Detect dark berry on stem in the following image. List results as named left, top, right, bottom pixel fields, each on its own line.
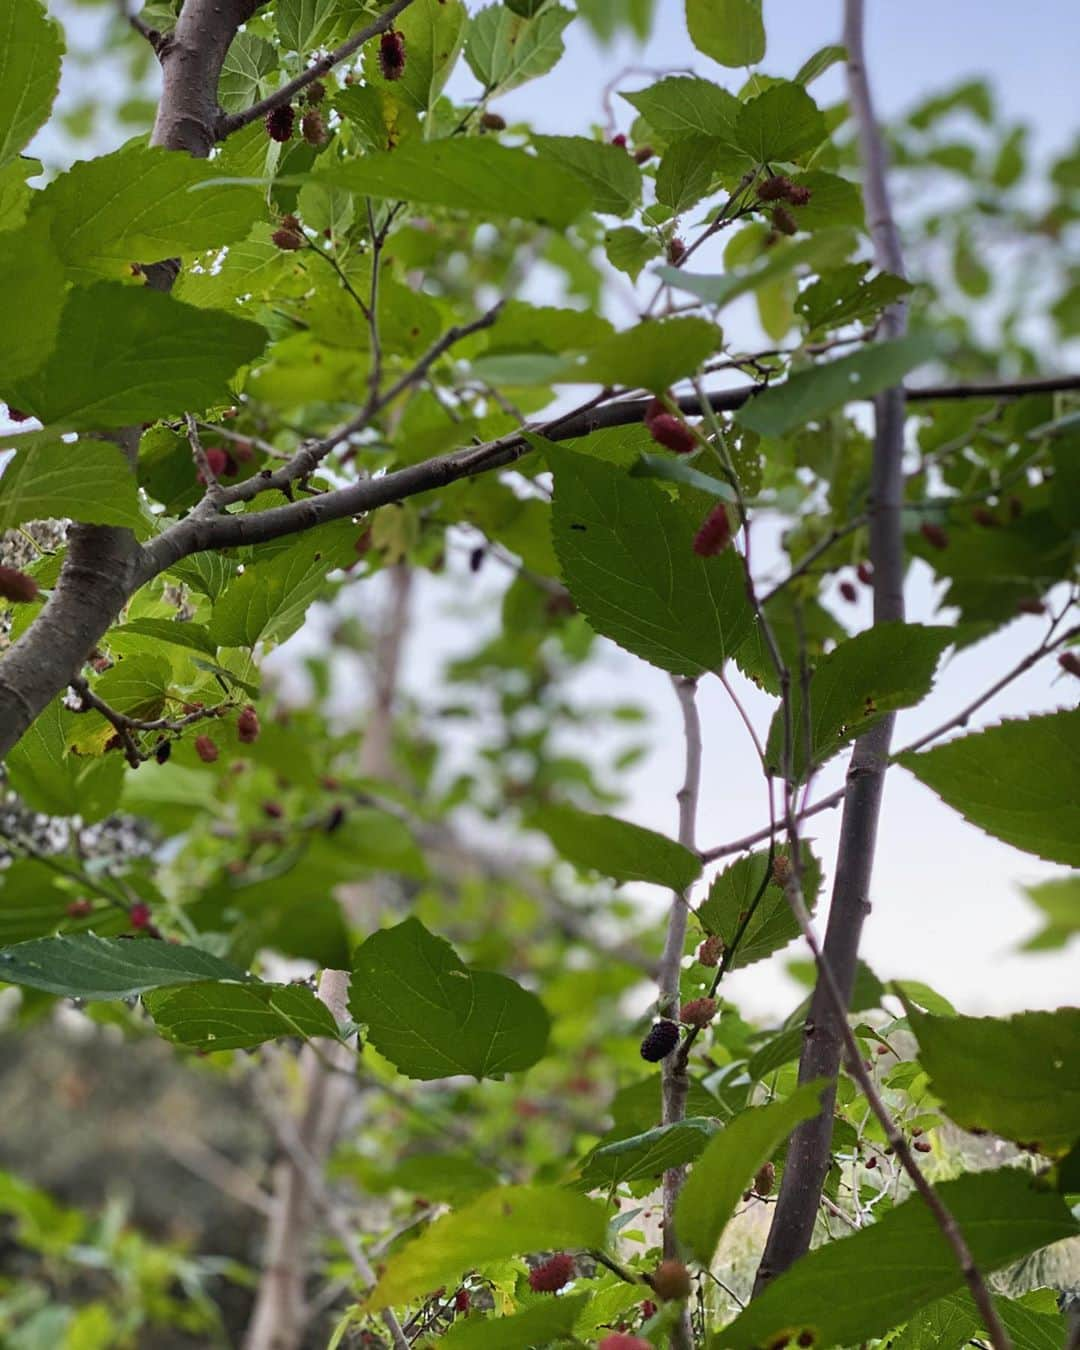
left=379, top=29, right=406, bottom=80
left=640, top=1019, right=680, bottom=1062
left=265, top=104, right=295, bottom=142
left=0, top=566, right=38, bottom=603
left=693, top=505, right=733, bottom=557
left=528, top=1253, right=574, bottom=1293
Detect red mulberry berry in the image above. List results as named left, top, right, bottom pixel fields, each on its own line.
left=679, top=996, right=717, bottom=1028
left=272, top=226, right=305, bottom=251
left=480, top=111, right=506, bottom=131
left=379, top=29, right=406, bottom=80
left=693, top=505, right=733, bottom=557
left=265, top=104, right=295, bottom=142
left=1016, top=596, right=1046, bottom=615
left=640, top=1020, right=679, bottom=1062
left=647, top=412, right=697, bottom=455
left=651, top=1260, right=691, bottom=1301
left=599, top=1337, right=652, bottom=1350
left=611, top=133, right=627, bottom=148
left=697, top=934, right=724, bottom=966
left=302, top=110, right=328, bottom=146
left=454, top=1289, right=470, bottom=1313
left=305, top=80, right=326, bottom=105
left=130, top=902, right=153, bottom=930
left=0, top=566, right=38, bottom=603
left=262, top=799, right=284, bottom=819
left=204, top=446, right=230, bottom=479
left=667, top=235, right=687, bottom=265
left=528, top=1254, right=574, bottom=1293
left=856, top=561, right=874, bottom=586
left=194, top=735, right=219, bottom=764
left=772, top=853, right=792, bottom=885
left=838, top=579, right=858, bottom=604
left=913, top=1139, right=932, bottom=1153
left=6, top=406, right=31, bottom=422
left=787, top=184, right=812, bottom=206
left=633, top=144, right=654, bottom=164
left=919, top=521, right=949, bottom=550
left=772, top=206, right=798, bottom=236
left=237, top=706, right=260, bottom=743
left=1058, top=651, right=1080, bottom=678
left=753, top=1161, right=776, bottom=1196
left=972, top=506, right=999, bottom=528
left=66, top=899, right=93, bottom=918
left=757, top=174, right=794, bottom=201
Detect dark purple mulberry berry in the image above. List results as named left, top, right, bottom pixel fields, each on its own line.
left=265, top=104, right=295, bottom=142
left=379, top=29, right=406, bottom=81
left=640, top=1020, right=679, bottom=1062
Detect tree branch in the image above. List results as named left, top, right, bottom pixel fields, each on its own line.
left=215, top=0, right=419, bottom=140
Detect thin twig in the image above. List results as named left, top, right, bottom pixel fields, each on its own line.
left=216, top=0, right=419, bottom=139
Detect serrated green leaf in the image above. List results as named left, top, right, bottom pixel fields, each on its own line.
left=0, top=436, right=142, bottom=532
left=735, top=334, right=936, bottom=437
left=144, top=980, right=341, bottom=1050
left=685, top=0, right=764, bottom=68
left=604, top=225, right=661, bottom=281
left=4, top=700, right=124, bottom=824
left=905, top=1005, right=1080, bottom=1157
left=765, top=623, right=955, bottom=782
left=439, top=1293, right=590, bottom=1350
left=534, top=134, right=641, bottom=216
left=7, top=282, right=266, bottom=430
left=677, top=1081, right=826, bottom=1267
left=582, top=1118, right=718, bottom=1186
left=734, top=81, right=826, bottom=164
left=697, top=847, right=822, bottom=969
left=656, top=228, right=855, bottom=311
left=655, top=135, right=721, bottom=213
left=1018, top=873, right=1080, bottom=952
left=325, top=138, right=590, bottom=227
left=896, top=710, right=1080, bottom=866
left=568, top=316, right=720, bottom=392
left=0, top=226, right=64, bottom=380
left=33, top=144, right=260, bottom=282
left=275, top=0, right=339, bottom=52
left=712, top=1170, right=1078, bottom=1348
left=622, top=76, right=739, bottom=140
left=68, top=653, right=173, bottom=755
left=349, top=918, right=550, bottom=1080
left=549, top=446, right=754, bottom=675
left=0, top=934, right=252, bottom=1000
left=365, top=1185, right=607, bottom=1311
left=532, top=803, right=701, bottom=890
left=0, top=0, right=64, bottom=168
left=362, top=0, right=466, bottom=114
left=466, top=3, right=573, bottom=92
left=218, top=32, right=277, bottom=114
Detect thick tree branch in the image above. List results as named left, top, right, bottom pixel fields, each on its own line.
left=755, top=0, right=912, bottom=1291
left=216, top=0, right=419, bottom=140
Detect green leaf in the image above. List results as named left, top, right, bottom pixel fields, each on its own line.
left=0, top=0, right=63, bottom=168
left=685, top=0, right=764, bottom=68
left=144, top=980, right=341, bottom=1051
left=8, top=282, right=266, bottom=429
left=697, top=847, right=822, bottom=969
left=4, top=700, right=124, bottom=824
left=764, top=623, right=955, bottom=782
left=532, top=803, right=701, bottom=890
left=734, top=81, right=826, bottom=164
left=33, top=144, right=260, bottom=283
left=629, top=452, right=737, bottom=501
left=714, top=1170, right=1077, bottom=1348
left=533, top=135, right=641, bottom=216
left=0, top=934, right=252, bottom=1000
left=796, top=263, right=912, bottom=333
left=786, top=170, right=865, bottom=230
left=325, top=139, right=589, bottom=228
left=0, top=860, right=127, bottom=946
left=891, top=1291, right=1067, bottom=1350
left=349, top=918, right=550, bottom=1080
left=795, top=44, right=846, bottom=85
left=622, top=77, right=739, bottom=140
left=0, top=227, right=65, bottom=380
left=466, top=3, right=573, bottom=92
left=677, top=1081, right=826, bottom=1266
left=1018, top=873, right=1080, bottom=952
left=0, top=436, right=143, bottom=532
left=905, top=1005, right=1080, bottom=1156
left=207, top=520, right=357, bottom=648
left=275, top=0, right=339, bottom=52
left=363, top=0, right=466, bottom=114
left=604, top=225, right=662, bottom=282
left=656, top=228, right=856, bottom=310
left=568, top=316, right=720, bottom=392
left=218, top=32, right=277, bottom=114
left=582, top=1119, right=718, bottom=1187
left=67, top=653, right=173, bottom=755
left=549, top=446, right=754, bottom=675
left=365, top=1185, right=608, bottom=1311
left=896, top=710, right=1080, bottom=866
left=735, top=334, right=937, bottom=437
left=439, top=1293, right=589, bottom=1350
left=655, top=136, right=721, bottom=213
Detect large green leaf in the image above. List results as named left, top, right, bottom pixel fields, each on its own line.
left=764, top=623, right=955, bottom=782
left=33, top=144, right=261, bottom=282
left=685, top=0, right=764, bottom=68
left=733, top=81, right=826, bottom=164
left=656, top=136, right=723, bottom=213
left=712, top=1170, right=1078, bottom=1348
left=891, top=1291, right=1067, bottom=1350
left=533, top=135, right=641, bottom=216
left=144, top=981, right=341, bottom=1051
left=8, top=282, right=266, bottom=429
left=697, top=847, right=822, bottom=969
left=67, top=654, right=173, bottom=755
left=327, top=138, right=589, bottom=228
left=532, top=803, right=701, bottom=890
left=896, top=710, right=1080, bottom=866
left=549, top=446, right=754, bottom=675
left=0, top=860, right=128, bottom=946
left=0, top=934, right=252, bottom=999
left=581, top=1118, right=717, bottom=1187
left=0, top=436, right=143, bottom=532
left=439, top=1294, right=589, bottom=1350
left=735, top=335, right=936, bottom=437
left=207, top=520, right=357, bottom=648
left=361, top=0, right=466, bottom=114
left=465, top=3, right=573, bottom=92
left=906, top=1005, right=1080, bottom=1157
left=365, top=1185, right=608, bottom=1311
left=621, top=76, right=739, bottom=139
left=275, top=0, right=338, bottom=51
left=1018, top=873, right=1080, bottom=951
left=349, top=918, right=550, bottom=1080
left=0, top=227, right=64, bottom=380
left=676, top=1081, right=826, bottom=1266
left=655, top=229, right=855, bottom=311
left=4, top=700, right=124, bottom=824
left=0, top=0, right=63, bottom=168
left=568, top=316, right=719, bottom=391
